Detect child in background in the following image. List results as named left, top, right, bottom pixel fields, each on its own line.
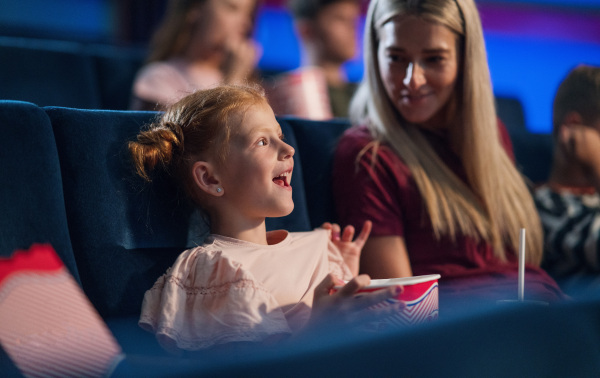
left=534, top=65, right=600, bottom=297
left=129, top=84, right=402, bottom=352
left=130, top=0, right=261, bottom=111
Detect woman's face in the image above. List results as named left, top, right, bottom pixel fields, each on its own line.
left=377, top=15, right=459, bottom=130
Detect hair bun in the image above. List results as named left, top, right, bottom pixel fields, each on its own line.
left=129, top=121, right=183, bottom=181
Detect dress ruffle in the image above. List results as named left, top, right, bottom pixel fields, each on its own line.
left=139, top=248, right=292, bottom=351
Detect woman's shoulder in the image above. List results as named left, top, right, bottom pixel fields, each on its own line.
left=335, top=125, right=405, bottom=169
left=338, top=124, right=373, bottom=146
left=335, top=125, right=375, bottom=160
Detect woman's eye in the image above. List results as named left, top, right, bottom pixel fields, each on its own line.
left=427, top=56, right=444, bottom=64
left=387, top=54, right=401, bottom=63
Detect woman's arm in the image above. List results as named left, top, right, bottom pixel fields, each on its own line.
left=360, top=235, right=413, bottom=278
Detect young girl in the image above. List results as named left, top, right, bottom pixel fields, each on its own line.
left=332, top=0, right=565, bottom=309
left=130, top=0, right=261, bottom=110
left=129, top=84, right=402, bottom=352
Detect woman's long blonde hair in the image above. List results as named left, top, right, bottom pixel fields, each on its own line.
left=350, top=0, right=543, bottom=264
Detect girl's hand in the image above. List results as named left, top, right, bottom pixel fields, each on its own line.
left=322, top=220, right=372, bottom=276
left=307, top=274, right=404, bottom=330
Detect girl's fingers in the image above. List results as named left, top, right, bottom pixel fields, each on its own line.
left=332, top=223, right=341, bottom=241
left=314, top=273, right=338, bottom=298
left=341, top=225, right=355, bottom=242
left=355, top=220, right=372, bottom=246
left=336, top=274, right=371, bottom=297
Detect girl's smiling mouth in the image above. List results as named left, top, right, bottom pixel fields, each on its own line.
left=273, top=168, right=293, bottom=189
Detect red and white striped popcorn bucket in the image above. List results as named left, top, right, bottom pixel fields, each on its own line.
left=0, top=244, right=123, bottom=377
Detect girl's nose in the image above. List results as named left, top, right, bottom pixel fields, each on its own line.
left=281, top=143, right=295, bottom=160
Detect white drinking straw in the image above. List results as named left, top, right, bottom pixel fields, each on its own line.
left=518, top=228, right=526, bottom=301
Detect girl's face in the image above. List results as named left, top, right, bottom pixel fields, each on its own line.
left=218, top=101, right=295, bottom=221
left=377, top=16, right=459, bottom=130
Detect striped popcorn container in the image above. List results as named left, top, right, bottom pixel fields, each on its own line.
left=337, top=274, right=441, bottom=329
left=0, top=244, right=123, bottom=377
left=267, top=66, right=333, bottom=120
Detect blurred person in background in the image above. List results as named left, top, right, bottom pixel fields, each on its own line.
left=268, top=0, right=361, bottom=119
left=130, top=0, right=261, bottom=110
left=534, top=64, right=600, bottom=298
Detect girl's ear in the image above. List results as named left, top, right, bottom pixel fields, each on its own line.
left=192, top=161, right=224, bottom=196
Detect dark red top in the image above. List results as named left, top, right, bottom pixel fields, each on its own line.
left=332, top=123, right=564, bottom=313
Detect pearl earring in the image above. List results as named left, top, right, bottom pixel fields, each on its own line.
left=216, top=187, right=222, bottom=193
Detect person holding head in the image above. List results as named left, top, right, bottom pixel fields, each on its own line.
left=130, top=0, right=261, bottom=111
left=129, top=85, right=402, bottom=352
left=332, top=0, right=564, bottom=310
left=534, top=65, right=600, bottom=297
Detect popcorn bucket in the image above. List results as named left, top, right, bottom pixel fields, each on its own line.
left=0, top=244, right=123, bottom=377
left=337, top=274, right=441, bottom=329
left=266, top=66, right=333, bottom=120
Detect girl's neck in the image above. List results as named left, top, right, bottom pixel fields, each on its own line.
left=210, top=212, right=269, bottom=245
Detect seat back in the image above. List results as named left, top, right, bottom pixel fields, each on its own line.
left=46, top=108, right=312, bottom=318
left=0, top=101, right=79, bottom=283
left=0, top=37, right=101, bottom=109
left=282, top=117, right=350, bottom=228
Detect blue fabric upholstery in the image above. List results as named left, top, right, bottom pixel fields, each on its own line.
left=508, top=128, right=554, bottom=185
left=266, top=119, right=312, bottom=232
left=281, top=117, right=350, bottom=228
left=88, top=44, right=145, bottom=110
left=44, top=108, right=313, bottom=318
left=496, top=96, right=527, bottom=131
left=46, top=107, right=200, bottom=318
left=0, top=101, right=79, bottom=283
left=0, top=37, right=101, bottom=109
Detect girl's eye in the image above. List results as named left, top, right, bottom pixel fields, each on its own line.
left=279, top=134, right=286, bottom=142
left=257, top=139, right=267, bottom=146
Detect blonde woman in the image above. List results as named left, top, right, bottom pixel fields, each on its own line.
left=332, top=0, right=564, bottom=309
left=130, top=0, right=260, bottom=110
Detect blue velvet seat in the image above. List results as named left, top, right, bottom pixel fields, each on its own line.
left=0, top=101, right=79, bottom=283
left=280, top=117, right=350, bottom=228
left=0, top=37, right=101, bottom=109
left=44, top=108, right=313, bottom=321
